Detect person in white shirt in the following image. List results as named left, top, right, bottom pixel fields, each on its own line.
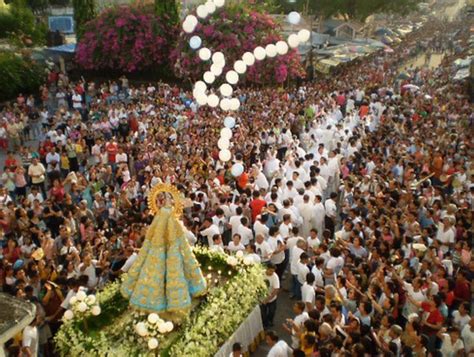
left=229, top=207, right=244, bottom=237
left=324, top=192, right=338, bottom=236
left=306, top=228, right=320, bottom=255
left=78, top=253, right=98, bottom=288
left=26, top=186, right=44, bottom=204
left=436, top=217, right=455, bottom=254
left=200, top=218, right=220, bottom=247
left=461, top=318, right=474, bottom=356
left=452, top=302, right=471, bottom=331
left=311, top=257, right=325, bottom=291
left=265, top=330, right=292, bottom=357
left=311, top=195, right=325, bottom=235
left=295, top=253, right=310, bottom=297
left=237, top=217, right=253, bottom=246
left=210, top=235, right=225, bottom=254
left=255, top=234, right=273, bottom=263
left=268, top=226, right=286, bottom=280
left=227, top=234, right=245, bottom=253
left=289, top=239, right=306, bottom=299
left=245, top=244, right=261, bottom=264
left=22, top=319, right=39, bottom=357
left=283, top=301, right=309, bottom=349
left=120, top=247, right=138, bottom=273
left=254, top=215, right=270, bottom=239
left=261, top=265, right=280, bottom=328
left=438, top=327, right=464, bottom=357
left=301, top=273, right=316, bottom=311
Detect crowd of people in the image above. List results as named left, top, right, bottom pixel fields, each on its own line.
left=0, top=7, right=472, bottom=357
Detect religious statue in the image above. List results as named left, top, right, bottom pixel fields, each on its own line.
left=121, top=184, right=206, bottom=319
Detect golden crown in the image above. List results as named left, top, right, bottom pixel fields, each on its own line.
left=147, top=183, right=184, bottom=217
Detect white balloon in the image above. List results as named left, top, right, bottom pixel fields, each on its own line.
left=220, top=127, right=233, bottom=139
left=220, top=83, right=233, bottom=97
left=194, top=80, right=207, bottom=92
left=207, top=94, right=219, bottom=107
left=213, top=0, right=225, bottom=7
left=231, top=163, right=244, bottom=177
left=199, top=47, right=211, bottom=61
left=185, top=15, right=198, bottom=27
left=212, top=51, right=225, bottom=65
left=182, top=20, right=196, bottom=34
left=217, top=137, right=230, bottom=149
left=205, top=1, right=216, bottom=14
left=210, top=63, right=223, bottom=76
left=148, top=338, right=159, bottom=350
left=91, top=305, right=101, bottom=316
left=287, top=34, right=300, bottom=48
left=229, top=98, right=240, bottom=111
left=224, top=116, right=236, bottom=128
left=225, top=70, right=239, bottom=85
left=220, top=98, right=230, bottom=111
left=298, top=29, right=311, bottom=42
left=219, top=149, right=232, bottom=162
left=196, top=5, right=208, bottom=18
left=234, top=60, right=247, bottom=74
left=189, top=35, right=202, bottom=50
left=196, top=94, right=208, bottom=106
left=265, top=44, right=277, bottom=58
left=242, top=52, right=255, bottom=66
left=193, top=87, right=205, bottom=99
left=276, top=40, right=289, bottom=55
left=254, top=46, right=266, bottom=61
left=288, top=11, right=301, bottom=25
left=64, top=310, right=74, bottom=320
left=203, top=71, right=215, bottom=84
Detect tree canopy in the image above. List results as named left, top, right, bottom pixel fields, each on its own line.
left=276, top=0, right=421, bottom=21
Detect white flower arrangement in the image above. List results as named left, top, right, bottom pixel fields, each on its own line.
left=170, top=264, right=267, bottom=356
left=63, top=292, right=101, bottom=322
left=133, top=312, right=174, bottom=350
left=55, top=249, right=264, bottom=357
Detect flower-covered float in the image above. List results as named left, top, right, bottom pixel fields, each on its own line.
left=54, top=184, right=267, bottom=356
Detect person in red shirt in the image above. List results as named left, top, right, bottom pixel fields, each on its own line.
left=249, top=190, right=266, bottom=222
left=106, top=140, right=118, bottom=164
left=4, top=152, right=18, bottom=170
left=453, top=271, right=471, bottom=303
left=237, top=171, right=248, bottom=193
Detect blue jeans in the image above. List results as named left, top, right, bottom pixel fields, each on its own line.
left=261, top=300, right=277, bottom=328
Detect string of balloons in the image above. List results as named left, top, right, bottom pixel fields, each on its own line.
left=182, top=1, right=310, bottom=176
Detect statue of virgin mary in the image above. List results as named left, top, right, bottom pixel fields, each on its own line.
left=121, top=199, right=206, bottom=317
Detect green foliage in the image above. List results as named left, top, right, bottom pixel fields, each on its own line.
left=0, top=51, right=46, bottom=101
left=0, top=0, right=46, bottom=44
left=274, top=0, right=420, bottom=21
left=154, top=0, right=179, bottom=26
left=26, top=0, right=49, bottom=13
left=73, top=0, right=95, bottom=39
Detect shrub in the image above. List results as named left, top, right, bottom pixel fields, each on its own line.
left=171, top=2, right=305, bottom=84
left=75, top=4, right=178, bottom=73
left=0, top=51, right=46, bottom=101
left=0, top=0, right=46, bottom=45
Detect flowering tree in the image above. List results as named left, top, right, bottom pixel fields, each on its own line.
left=171, top=3, right=305, bottom=84
left=75, top=4, right=177, bottom=73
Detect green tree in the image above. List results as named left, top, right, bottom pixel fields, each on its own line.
left=276, top=0, right=420, bottom=21
left=73, top=0, right=95, bottom=39
left=155, top=0, right=178, bottom=26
